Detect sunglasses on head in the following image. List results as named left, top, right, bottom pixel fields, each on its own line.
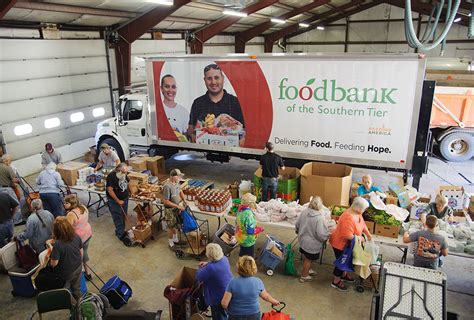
left=204, top=64, right=221, bottom=73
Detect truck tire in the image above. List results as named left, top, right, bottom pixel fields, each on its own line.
left=99, top=138, right=125, bottom=162
left=439, top=132, right=473, bottom=162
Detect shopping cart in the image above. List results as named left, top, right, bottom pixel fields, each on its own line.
left=213, top=223, right=239, bottom=257
left=258, top=235, right=287, bottom=276
left=175, top=207, right=210, bottom=260
left=371, top=262, right=447, bottom=320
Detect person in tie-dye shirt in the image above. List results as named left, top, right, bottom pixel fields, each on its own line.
left=235, top=193, right=263, bottom=257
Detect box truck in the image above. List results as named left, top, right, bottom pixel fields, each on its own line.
left=95, top=54, right=432, bottom=184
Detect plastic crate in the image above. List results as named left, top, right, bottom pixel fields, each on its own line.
left=213, top=223, right=239, bottom=256
left=258, top=236, right=287, bottom=274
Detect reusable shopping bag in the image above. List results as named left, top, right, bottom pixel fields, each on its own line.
left=364, top=239, right=380, bottom=265
left=284, top=243, right=297, bottom=276
left=334, top=237, right=355, bottom=273
left=181, top=209, right=198, bottom=233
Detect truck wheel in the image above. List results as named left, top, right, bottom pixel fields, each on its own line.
left=439, top=132, right=474, bottom=162
left=99, top=138, right=125, bottom=162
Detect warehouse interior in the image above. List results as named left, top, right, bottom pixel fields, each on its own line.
left=0, top=0, right=473, bottom=319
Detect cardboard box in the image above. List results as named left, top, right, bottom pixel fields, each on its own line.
left=84, top=151, right=95, bottom=163
left=133, top=223, right=152, bottom=243
left=300, top=162, right=353, bottom=206
left=374, top=224, right=400, bottom=239
left=196, top=130, right=239, bottom=147
left=418, top=194, right=432, bottom=204
left=129, top=157, right=148, bottom=172
left=385, top=194, right=398, bottom=206
left=365, top=221, right=375, bottom=234
left=89, top=145, right=97, bottom=156
left=146, top=156, right=166, bottom=176
left=410, top=202, right=429, bottom=220
left=129, top=180, right=140, bottom=196
left=270, top=246, right=283, bottom=259
left=169, top=266, right=197, bottom=291
left=128, top=172, right=149, bottom=184
left=253, top=167, right=300, bottom=202
left=57, top=161, right=89, bottom=186
left=439, top=186, right=465, bottom=210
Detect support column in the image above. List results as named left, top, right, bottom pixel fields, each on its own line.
left=264, top=37, right=273, bottom=53
left=114, top=41, right=131, bottom=96
left=344, top=17, right=350, bottom=52
left=235, top=36, right=246, bottom=53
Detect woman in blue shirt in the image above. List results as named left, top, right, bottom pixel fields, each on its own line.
left=221, top=256, right=280, bottom=320
left=196, top=244, right=233, bottom=320
left=357, top=174, right=383, bottom=199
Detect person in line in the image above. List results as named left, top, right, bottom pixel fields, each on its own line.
left=235, top=193, right=262, bottom=257
left=41, top=143, right=63, bottom=168
left=357, top=174, right=383, bottom=199
left=36, top=162, right=65, bottom=217
left=1, top=154, right=24, bottom=225
left=65, top=195, right=93, bottom=280
left=17, top=199, right=54, bottom=254
left=403, top=215, right=448, bottom=270
left=221, top=256, right=280, bottom=320
left=187, top=63, right=245, bottom=146
left=0, top=191, right=19, bottom=248
left=295, top=196, right=330, bottom=283
left=106, top=163, right=131, bottom=246
left=196, top=243, right=233, bottom=320
left=49, top=217, right=83, bottom=302
left=160, top=74, right=189, bottom=138
left=421, top=194, right=454, bottom=223
left=259, top=142, right=285, bottom=202
left=0, top=154, right=20, bottom=202
left=162, top=169, right=187, bottom=250
left=95, top=143, right=120, bottom=172
left=329, top=197, right=372, bottom=291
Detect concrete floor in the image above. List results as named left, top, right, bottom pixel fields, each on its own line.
left=0, top=152, right=473, bottom=319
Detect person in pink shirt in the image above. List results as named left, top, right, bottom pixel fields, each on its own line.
left=65, top=194, right=93, bottom=280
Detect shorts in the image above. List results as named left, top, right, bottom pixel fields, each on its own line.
left=300, top=247, right=320, bottom=261
left=164, top=207, right=180, bottom=228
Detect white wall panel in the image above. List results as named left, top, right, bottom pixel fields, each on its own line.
left=349, top=22, right=389, bottom=42
left=287, top=44, right=345, bottom=53
left=0, top=39, right=105, bottom=60
left=1, top=88, right=110, bottom=124
left=289, top=26, right=346, bottom=42
left=0, top=57, right=108, bottom=82
left=0, top=28, right=40, bottom=38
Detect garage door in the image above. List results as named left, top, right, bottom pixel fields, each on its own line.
left=0, top=39, right=113, bottom=174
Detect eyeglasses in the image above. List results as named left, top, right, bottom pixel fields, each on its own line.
left=204, top=64, right=221, bottom=73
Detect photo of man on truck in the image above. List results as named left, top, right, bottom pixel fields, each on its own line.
left=187, top=63, right=246, bottom=147
left=160, top=74, right=189, bottom=142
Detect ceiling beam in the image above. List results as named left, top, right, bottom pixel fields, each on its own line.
left=0, top=0, right=18, bottom=19
left=286, top=0, right=384, bottom=39
left=263, top=0, right=364, bottom=52
left=234, top=0, right=329, bottom=53
left=114, top=0, right=190, bottom=95
left=190, top=0, right=278, bottom=54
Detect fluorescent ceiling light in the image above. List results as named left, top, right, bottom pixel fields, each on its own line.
left=271, top=18, right=286, bottom=24
left=317, top=26, right=325, bottom=30
left=299, top=23, right=310, bottom=28
left=454, top=17, right=461, bottom=22
left=146, top=0, right=173, bottom=5
left=223, top=10, right=247, bottom=17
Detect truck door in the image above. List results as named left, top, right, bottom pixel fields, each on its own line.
left=118, top=99, right=149, bottom=146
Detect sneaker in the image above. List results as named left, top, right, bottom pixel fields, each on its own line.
left=341, top=274, right=355, bottom=283
left=309, top=269, right=317, bottom=276
left=331, top=280, right=348, bottom=291
left=122, top=237, right=132, bottom=247
left=168, top=244, right=177, bottom=251
left=173, top=240, right=187, bottom=246
left=299, top=276, right=314, bottom=283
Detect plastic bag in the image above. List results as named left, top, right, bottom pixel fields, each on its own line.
left=364, top=240, right=379, bottom=265
left=385, top=204, right=410, bottom=222
left=284, top=243, right=297, bottom=276
left=370, top=192, right=386, bottom=211
left=334, top=238, right=355, bottom=273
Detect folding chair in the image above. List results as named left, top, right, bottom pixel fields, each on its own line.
left=33, top=288, right=74, bottom=320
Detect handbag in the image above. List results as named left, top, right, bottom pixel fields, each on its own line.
left=181, top=209, right=198, bottom=233
left=334, top=237, right=355, bottom=273
left=35, top=266, right=66, bottom=291
left=164, top=285, right=191, bottom=305
left=15, top=239, right=39, bottom=271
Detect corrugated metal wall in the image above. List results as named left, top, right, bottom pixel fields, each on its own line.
left=0, top=39, right=113, bottom=172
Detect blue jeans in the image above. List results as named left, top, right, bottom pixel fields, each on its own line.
left=261, top=177, right=277, bottom=202
left=108, top=197, right=128, bottom=239
left=211, top=304, right=228, bottom=320
left=229, top=313, right=260, bottom=320
left=40, top=193, right=64, bottom=217
left=0, top=220, right=14, bottom=248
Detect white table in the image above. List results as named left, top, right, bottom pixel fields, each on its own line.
left=224, top=213, right=296, bottom=230
left=373, top=234, right=409, bottom=264
left=70, top=185, right=108, bottom=217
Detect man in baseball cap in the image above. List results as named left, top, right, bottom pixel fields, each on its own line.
left=162, top=169, right=186, bottom=250
left=41, top=143, right=63, bottom=168
left=95, top=143, right=120, bottom=172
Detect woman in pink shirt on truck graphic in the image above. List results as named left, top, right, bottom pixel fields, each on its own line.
left=65, top=194, right=93, bottom=281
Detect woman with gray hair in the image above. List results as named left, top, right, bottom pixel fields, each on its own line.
left=17, top=199, right=54, bottom=253
left=329, top=197, right=372, bottom=291
left=422, top=194, right=454, bottom=223
left=36, top=162, right=65, bottom=217
left=295, top=196, right=330, bottom=282
left=196, top=243, right=233, bottom=320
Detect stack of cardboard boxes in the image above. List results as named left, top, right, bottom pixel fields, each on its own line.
left=128, top=155, right=166, bottom=176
